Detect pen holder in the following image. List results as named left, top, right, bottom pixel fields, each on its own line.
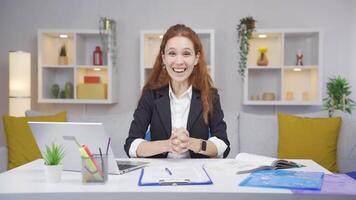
left=82, top=154, right=108, bottom=184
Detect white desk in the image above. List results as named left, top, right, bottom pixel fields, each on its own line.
left=0, top=159, right=354, bottom=200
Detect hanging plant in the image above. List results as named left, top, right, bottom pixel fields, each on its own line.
left=237, top=16, right=256, bottom=78
left=323, top=76, right=356, bottom=117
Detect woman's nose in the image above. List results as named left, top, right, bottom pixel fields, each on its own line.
left=175, top=54, right=184, bottom=64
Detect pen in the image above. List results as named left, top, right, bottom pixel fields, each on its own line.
left=105, top=137, right=111, bottom=155
left=165, top=167, right=172, bottom=175
left=99, top=147, right=104, bottom=172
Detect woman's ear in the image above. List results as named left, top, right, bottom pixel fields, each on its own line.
left=194, top=52, right=200, bottom=65
left=161, top=52, right=166, bottom=65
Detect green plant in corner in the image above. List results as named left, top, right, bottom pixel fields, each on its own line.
left=323, top=76, right=355, bottom=117
left=43, top=143, right=65, bottom=165
left=237, top=16, right=256, bottom=78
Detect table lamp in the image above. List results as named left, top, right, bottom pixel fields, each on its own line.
left=9, top=51, right=31, bottom=117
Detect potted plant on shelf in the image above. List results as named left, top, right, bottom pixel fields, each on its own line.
left=257, top=47, right=269, bottom=66
left=237, top=16, right=256, bottom=78
left=58, top=44, right=68, bottom=65
left=323, top=76, right=356, bottom=117
left=43, top=143, right=65, bottom=183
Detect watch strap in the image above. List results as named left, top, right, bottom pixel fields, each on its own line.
left=201, top=140, right=207, bottom=151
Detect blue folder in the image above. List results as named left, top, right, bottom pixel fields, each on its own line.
left=239, top=170, right=324, bottom=190
left=138, top=165, right=213, bottom=186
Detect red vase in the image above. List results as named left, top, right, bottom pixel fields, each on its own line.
left=93, top=46, right=103, bottom=65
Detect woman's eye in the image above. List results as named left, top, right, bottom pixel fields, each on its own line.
left=183, top=52, right=192, bottom=56
left=168, top=52, right=176, bottom=56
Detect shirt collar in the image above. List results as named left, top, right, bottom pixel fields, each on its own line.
left=169, top=83, right=192, bottom=101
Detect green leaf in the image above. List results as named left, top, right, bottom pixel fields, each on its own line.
left=323, top=75, right=356, bottom=116
left=44, top=143, right=65, bottom=165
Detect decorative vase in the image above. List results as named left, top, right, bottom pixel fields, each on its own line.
left=93, top=46, right=103, bottom=65
left=59, top=90, right=66, bottom=99
left=65, top=82, right=73, bottom=99
left=44, top=164, right=62, bottom=183
left=257, top=53, right=269, bottom=66
left=51, top=84, right=60, bottom=98
left=58, top=56, right=68, bottom=65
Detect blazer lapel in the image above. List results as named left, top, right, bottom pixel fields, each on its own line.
left=187, top=89, right=203, bottom=131
left=155, top=86, right=171, bottom=138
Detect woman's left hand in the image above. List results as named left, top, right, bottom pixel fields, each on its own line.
left=171, top=128, right=189, bottom=154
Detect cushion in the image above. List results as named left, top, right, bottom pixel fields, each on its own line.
left=278, top=112, right=342, bottom=172
left=3, top=112, right=67, bottom=170
left=25, top=110, right=53, bottom=117
left=239, top=112, right=278, bottom=157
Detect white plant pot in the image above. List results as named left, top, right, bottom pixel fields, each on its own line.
left=44, top=164, right=63, bottom=183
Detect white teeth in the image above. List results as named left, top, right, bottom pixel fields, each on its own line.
left=172, top=68, right=186, bottom=73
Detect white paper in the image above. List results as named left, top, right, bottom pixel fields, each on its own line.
left=233, top=153, right=277, bottom=173
left=140, top=165, right=210, bottom=184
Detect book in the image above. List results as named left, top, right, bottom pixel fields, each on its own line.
left=239, top=170, right=324, bottom=190
left=138, top=165, right=212, bottom=186
left=234, top=153, right=305, bottom=174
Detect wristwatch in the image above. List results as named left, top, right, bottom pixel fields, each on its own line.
left=201, top=140, right=207, bottom=152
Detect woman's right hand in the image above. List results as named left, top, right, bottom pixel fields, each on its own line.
left=169, top=128, right=189, bottom=154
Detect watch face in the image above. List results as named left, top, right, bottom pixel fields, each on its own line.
left=202, top=140, right=207, bottom=151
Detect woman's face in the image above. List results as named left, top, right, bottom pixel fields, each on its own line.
left=162, top=36, right=199, bottom=84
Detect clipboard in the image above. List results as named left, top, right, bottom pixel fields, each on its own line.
left=138, top=165, right=213, bottom=186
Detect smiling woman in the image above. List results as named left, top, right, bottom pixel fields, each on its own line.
left=124, top=24, right=230, bottom=159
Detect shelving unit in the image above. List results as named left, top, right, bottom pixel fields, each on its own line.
left=37, top=29, right=117, bottom=104
left=140, top=29, right=215, bottom=88
left=244, top=29, right=322, bottom=105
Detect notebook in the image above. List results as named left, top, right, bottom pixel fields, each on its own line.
left=28, top=122, right=148, bottom=175
left=234, top=153, right=305, bottom=174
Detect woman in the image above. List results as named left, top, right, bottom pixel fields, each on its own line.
left=124, top=24, right=230, bottom=158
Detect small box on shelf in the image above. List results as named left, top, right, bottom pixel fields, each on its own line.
left=77, top=83, right=107, bottom=100
left=84, top=76, right=101, bottom=84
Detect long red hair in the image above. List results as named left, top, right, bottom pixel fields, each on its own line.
left=143, top=24, right=214, bottom=123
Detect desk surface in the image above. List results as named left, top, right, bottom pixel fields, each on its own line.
left=0, top=158, right=354, bottom=200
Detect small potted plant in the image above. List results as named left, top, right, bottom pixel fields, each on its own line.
left=257, top=47, right=269, bottom=66
left=58, top=44, right=68, bottom=65
left=43, top=143, right=65, bottom=183
left=323, top=76, right=356, bottom=117
left=237, top=16, right=256, bottom=78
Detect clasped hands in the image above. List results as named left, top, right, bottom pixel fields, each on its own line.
left=168, top=128, right=200, bottom=154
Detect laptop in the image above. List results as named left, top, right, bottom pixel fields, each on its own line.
left=28, top=122, right=148, bottom=175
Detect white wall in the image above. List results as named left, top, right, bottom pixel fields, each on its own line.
left=0, top=0, right=355, bottom=147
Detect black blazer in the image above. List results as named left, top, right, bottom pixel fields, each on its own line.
left=124, top=85, right=230, bottom=158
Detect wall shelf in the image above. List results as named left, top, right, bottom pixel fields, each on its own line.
left=243, top=29, right=322, bottom=105
left=38, top=29, right=117, bottom=104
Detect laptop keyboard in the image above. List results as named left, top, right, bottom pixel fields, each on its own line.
left=117, top=164, right=137, bottom=170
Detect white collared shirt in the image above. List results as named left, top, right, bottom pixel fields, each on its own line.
left=129, top=85, right=227, bottom=158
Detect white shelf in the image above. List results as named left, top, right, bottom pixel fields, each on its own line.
left=140, top=29, right=215, bottom=88
left=243, top=29, right=322, bottom=105
left=38, top=29, right=117, bottom=104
